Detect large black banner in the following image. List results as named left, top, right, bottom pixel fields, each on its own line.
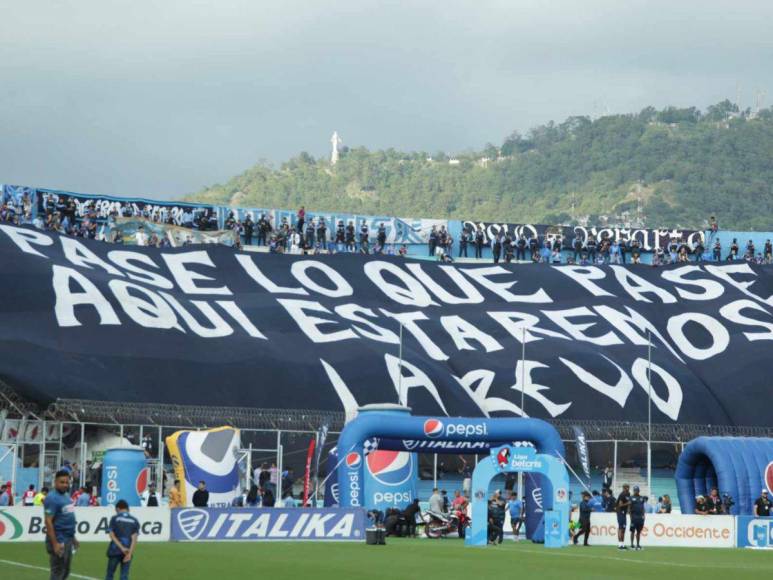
left=462, top=221, right=704, bottom=250
left=0, top=224, right=771, bottom=426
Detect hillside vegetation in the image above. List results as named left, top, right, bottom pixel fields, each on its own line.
left=189, top=101, right=773, bottom=230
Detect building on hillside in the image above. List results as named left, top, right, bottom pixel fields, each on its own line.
left=331, top=131, right=342, bottom=165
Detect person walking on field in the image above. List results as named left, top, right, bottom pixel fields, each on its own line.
left=573, top=490, right=592, bottom=546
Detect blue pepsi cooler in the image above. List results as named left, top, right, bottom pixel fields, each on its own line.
left=101, top=447, right=148, bottom=507
left=359, top=405, right=417, bottom=511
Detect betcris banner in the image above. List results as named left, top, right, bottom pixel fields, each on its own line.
left=364, top=450, right=417, bottom=511
left=171, top=508, right=365, bottom=542
left=737, top=516, right=773, bottom=549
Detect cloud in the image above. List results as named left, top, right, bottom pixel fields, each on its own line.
left=1, top=0, right=772, bottom=198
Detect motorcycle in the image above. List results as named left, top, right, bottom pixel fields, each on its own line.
left=422, top=509, right=470, bottom=538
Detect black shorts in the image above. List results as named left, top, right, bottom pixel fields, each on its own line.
left=616, top=512, right=627, bottom=528
left=630, top=518, right=644, bottom=532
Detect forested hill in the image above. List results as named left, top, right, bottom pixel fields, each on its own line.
left=189, top=101, right=773, bottom=230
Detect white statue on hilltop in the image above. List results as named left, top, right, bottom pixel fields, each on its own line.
left=331, top=131, right=342, bottom=165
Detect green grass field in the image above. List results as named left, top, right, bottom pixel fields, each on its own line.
left=1, top=539, right=771, bottom=580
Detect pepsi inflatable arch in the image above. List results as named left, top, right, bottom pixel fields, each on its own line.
left=675, top=437, right=773, bottom=516
left=336, top=405, right=566, bottom=541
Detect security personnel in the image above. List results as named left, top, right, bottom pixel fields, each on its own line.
left=754, top=489, right=771, bottom=517
left=573, top=491, right=592, bottom=546
left=106, top=499, right=139, bottom=580
left=629, top=485, right=647, bottom=550
left=615, top=484, right=631, bottom=550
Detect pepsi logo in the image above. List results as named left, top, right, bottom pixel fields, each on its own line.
left=136, top=467, right=149, bottom=495
left=366, top=451, right=413, bottom=486
left=345, top=452, right=362, bottom=469
left=765, top=461, right=773, bottom=494
left=423, top=419, right=443, bottom=439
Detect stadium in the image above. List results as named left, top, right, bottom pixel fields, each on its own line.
left=0, top=180, right=772, bottom=579
left=2, top=3, right=773, bottom=579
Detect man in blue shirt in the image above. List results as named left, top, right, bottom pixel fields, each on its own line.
left=629, top=485, right=647, bottom=551
left=506, top=491, right=524, bottom=539
left=44, top=470, right=79, bottom=580
left=573, top=491, right=593, bottom=546
left=106, top=499, right=140, bottom=580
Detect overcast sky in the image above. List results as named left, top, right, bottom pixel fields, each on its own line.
left=1, top=0, right=772, bottom=199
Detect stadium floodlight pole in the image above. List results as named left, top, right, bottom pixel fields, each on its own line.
left=518, top=326, right=526, bottom=501
left=398, top=323, right=404, bottom=405
left=520, top=327, right=526, bottom=414
left=647, top=331, right=652, bottom=498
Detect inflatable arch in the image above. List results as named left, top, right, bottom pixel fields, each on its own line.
left=675, top=436, right=773, bottom=516
left=465, top=444, right=570, bottom=548
left=336, top=405, right=566, bottom=541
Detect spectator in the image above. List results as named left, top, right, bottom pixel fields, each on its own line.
left=142, top=483, right=160, bottom=507
left=713, top=239, right=722, bottom=261
left=0, top=483, right=8, bottom=506
left=34, top=487, right=49, bottom=506
left=706, top=488, right=722, bottom=514
left=474, top=228, right=485, bottom=259
left=765, top=240, right=772, bottom=264
left=168, top=480, right=183, bottom=508
left=516, top=235, right=526, bottom=261
left=335, top=220, right=345, bottom=252
left=451, top=490, right=468, bottom=513
left=135, top=226, right=148, bottom=247
left=243, top=215, right=254, bottom=245
left=429, top=488, right=444, bottom=513
left=602, top=464, right=613, bottom=491
left=22, top=484, right=36, bottom=506
left=261, top=486, right=275, bottom=507
left=75, top=487, right=92, bottom=507
left=694, top=495, right=709, bottom=515
left=192, top=481, right=209, bottom=507
left=586, top=236, right=597, bottom=262
left=402, top=499, right=421, bottom=537
left=231, top=489, right=246, bottom=507
left=245, top=485, right=260, bottom=507
left=141, top=435, right=154, bottom=458
left=754, top=489, right=771, bottom=517
left=727, top=238, right=739, bottom=261
left=459, top=229, right=469, bottom=258
left=492, top=235, right=502, bottom=264
left=318, top=218, right=328, bottom=250
left=601, top=488, right=615, bottom=512
left=572, top=235, right=583, bottom=262
left=296, top=206, right=305, bottom=233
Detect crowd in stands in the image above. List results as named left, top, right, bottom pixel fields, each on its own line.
left=2, top=195, right=772, bottom=264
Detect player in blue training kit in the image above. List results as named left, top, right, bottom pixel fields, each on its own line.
left=615, top=484, right=631, bottom=550
left=106, top=499, right=140, bottom=580
left=629, top=485, right=647, bottom=550
left=44, top=470, right=79, bottom=580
